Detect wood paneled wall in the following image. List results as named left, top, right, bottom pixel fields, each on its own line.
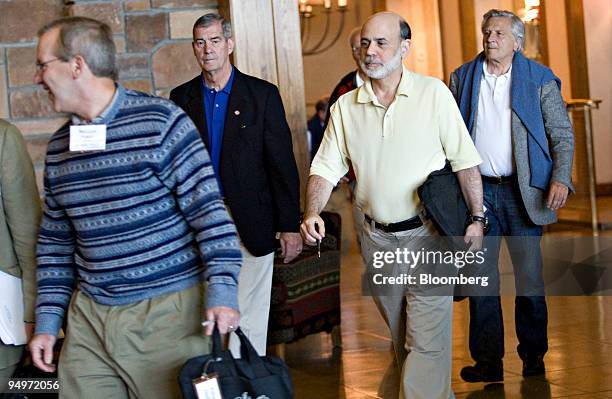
left=386, top=0, right=444, bottom=79
left=219, top=0, right=309, bottom=203
left=565, top=0, right=591, bottom=99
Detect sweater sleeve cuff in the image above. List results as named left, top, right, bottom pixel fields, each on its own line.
left=206, top=280, right=239, bottom=312
left=34, top=313, right=63, bottom=336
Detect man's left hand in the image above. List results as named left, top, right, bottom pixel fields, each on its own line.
left=203, top=306, right=240, bottom=335
left=279, top=232, right=303, bottom=264
left=546, top=181, right=569, bottom=210
left=464, top=222, right=484, bottom=251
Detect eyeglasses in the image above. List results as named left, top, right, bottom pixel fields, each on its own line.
left=35, top=58, right=62, bottom=72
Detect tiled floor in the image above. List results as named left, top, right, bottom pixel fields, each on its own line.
left=283, top=187, right=612, bottom=399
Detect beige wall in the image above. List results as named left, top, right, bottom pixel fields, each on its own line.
left=583, top=0, right=612, bottom=184
left=386, top=0, right=444, bottom=80
left=544, top=0, right=573, bottom=99
left=302, top=1, right=376, bottom=116
left=439, top=0, right=464, bottom=80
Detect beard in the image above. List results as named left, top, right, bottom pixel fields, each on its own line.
left=360, top=46, right=402, bottom=80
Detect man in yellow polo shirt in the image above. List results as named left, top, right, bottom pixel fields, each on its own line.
left=301, top=12, right=485, bottom=399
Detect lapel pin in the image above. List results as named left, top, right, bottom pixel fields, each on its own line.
left=234, top=110, right=240, bottom=116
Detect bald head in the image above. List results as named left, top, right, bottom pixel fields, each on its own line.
left=363, top=12, right=411, bottom=43
left=349, top=27, right=361, bottom=45
left=359, top=12, right=411, bottom=80
left=348, top=27, right=361, bottom=65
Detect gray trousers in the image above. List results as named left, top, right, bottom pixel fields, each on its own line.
left=361, top=218, right=454, bottom=399
left=0, top=344, right=23, bottom=393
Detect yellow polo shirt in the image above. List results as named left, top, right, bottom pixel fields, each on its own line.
left=310, top=67, right=481, bottom=224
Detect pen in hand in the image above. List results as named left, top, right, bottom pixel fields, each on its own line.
left=315, top=222, right=321, bottom=258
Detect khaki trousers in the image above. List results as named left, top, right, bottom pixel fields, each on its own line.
left=58, top=283, right=210, bottom=399
left=361, top=219, right=455, bottom=399
left=229, top=245, right=274, bottom=357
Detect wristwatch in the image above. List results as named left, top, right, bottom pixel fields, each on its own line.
left=467, top=214, right=489, bottom=233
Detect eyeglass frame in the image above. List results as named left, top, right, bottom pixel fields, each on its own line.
left=35, top=57, right=65, bottom=72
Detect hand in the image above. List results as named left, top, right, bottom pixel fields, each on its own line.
left=300, top=213, right=325, bottom=245
left=546, top=181, right=569, bottom=210
left=279, top=232, right=303, bottom=264
left=203, top=306, right=240, bottom=335
left=28, top=334, right=57, bottom=373
left=464, top=222, right=484, bottom=251
left=24, top=322, right=35, bottom=342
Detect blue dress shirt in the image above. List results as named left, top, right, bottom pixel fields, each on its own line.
left=202, top=67, right=235, bottom=194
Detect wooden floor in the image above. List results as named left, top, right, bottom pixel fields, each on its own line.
left=283, top=187, right=612, bottom=399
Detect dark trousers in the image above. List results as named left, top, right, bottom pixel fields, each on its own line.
left=468, top=179, right=548, bottom=365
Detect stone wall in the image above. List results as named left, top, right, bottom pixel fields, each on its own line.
left=0, top=0, right=217, bottom=191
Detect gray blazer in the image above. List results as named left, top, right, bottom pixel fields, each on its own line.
left=449, top=75, right=574, bottom=226
left=0, top=120, right=41, bottom=322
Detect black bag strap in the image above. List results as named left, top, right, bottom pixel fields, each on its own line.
left=202, top=325, right=240, bottom=377
left=235, top=327, right=270, bottom=378
left=211, top=325, right=223, bottom=358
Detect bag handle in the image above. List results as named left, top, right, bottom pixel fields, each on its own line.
left=201, top=325, right=240, bottom=378
left=211, top=325, right=223, bottom=358
left=234, top=327, right=270, bottom=378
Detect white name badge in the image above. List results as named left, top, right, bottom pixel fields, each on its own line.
left=69, top=124, right=107, bottom=151
left=193, top=375, right=222, bottom=399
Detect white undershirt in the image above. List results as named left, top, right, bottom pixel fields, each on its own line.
left=474, top=61, right=514, bottom=177
left=355, top=72, right=365, bottom=88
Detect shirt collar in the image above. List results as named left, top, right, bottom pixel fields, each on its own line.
left=483, top=60, right=512, bottom=79
left=71, top=83, right=123, bottom=125
left=357, top=66, right=412, bottom=105
left=202, top=66, right=235, bottom=94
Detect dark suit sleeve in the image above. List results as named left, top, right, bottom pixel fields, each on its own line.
left=448, top=72, right=459, bottom=102
left=169, top=88, right=180, bottom=107
left=324, top=81, right=344, bottom=129
left=262, top=86, right=301, bottom=233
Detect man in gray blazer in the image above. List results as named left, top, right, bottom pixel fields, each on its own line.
left=0, top=119, right=40, bottom=391
left=449, top=9, right=574, bottom=382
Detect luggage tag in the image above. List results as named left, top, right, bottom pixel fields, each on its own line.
left=193, top=373, right=222, bottom=399
left=69, top=124, right=106, bottom=151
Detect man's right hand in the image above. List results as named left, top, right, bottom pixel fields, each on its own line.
left=29, top=334, right=57, bottom=372
left=300, top=213, right=326, bottom=245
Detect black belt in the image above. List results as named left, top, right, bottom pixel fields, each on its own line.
left=365, top=214, right=423, bottom=233
left=481, top=175, right=516, bottom=184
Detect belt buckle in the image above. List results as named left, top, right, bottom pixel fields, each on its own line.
left=366, top=215, right=388, bottom=228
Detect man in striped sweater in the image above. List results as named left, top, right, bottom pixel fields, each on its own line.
left=28, top=17, right=242, bottom=399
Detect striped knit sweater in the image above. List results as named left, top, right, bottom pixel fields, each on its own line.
left=35, top=85, right=242, bottom=336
